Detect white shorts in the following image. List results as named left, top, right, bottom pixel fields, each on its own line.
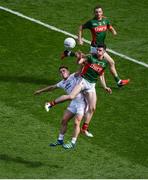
left=78, top=77, right=96, bottom=93
left=90, top=46, right=97, bottom=54
left=67, top=99, right=87, bottom=116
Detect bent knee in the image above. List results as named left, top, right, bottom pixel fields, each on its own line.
left=68, top=94, right=75, bottom=100
left=89, top=106, right=96, bottom=113
left=61, top=119, right=68, bottom=126
left=74, top=121, right=80, bottom=128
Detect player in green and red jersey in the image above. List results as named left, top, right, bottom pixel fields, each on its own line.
left=45, top=44, right=129, bottom=136
left=77, top=5, right=121, bottom=87
left=80, top=53, right=108, bottom=83
left=78, top=5, right=117, bottom=49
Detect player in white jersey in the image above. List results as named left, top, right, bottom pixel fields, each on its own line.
left=56, top=73, right=87, bottom=117
left=34, top=66, right=93, bottom=149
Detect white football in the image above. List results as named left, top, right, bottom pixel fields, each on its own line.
left=64, top=37, right=76, bottom=49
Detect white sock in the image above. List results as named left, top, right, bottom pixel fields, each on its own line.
left=58, top=134, right=64, bottom=141
left=118, top=79, right=121, bottom=84
left=71, top=137, right=77, bottom=144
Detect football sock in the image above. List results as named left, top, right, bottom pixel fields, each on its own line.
left=58, top=134, right=64, bottom=141
left=114, top=76, right=121, bottom=83
left=71, top=137, right=77, bottom=144
left=82, top=123, right=88, bottom=131
left=50, top=100, right=56, bottom=107
left=69, top=51, right=75, bottom=57
left=64, top=50, right=75, bottom=57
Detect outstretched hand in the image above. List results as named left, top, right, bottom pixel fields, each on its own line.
left=105, top=87, right=112, bottom=94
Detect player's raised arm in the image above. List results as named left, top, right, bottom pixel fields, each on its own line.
left=34, top=84, right=58, bottom=95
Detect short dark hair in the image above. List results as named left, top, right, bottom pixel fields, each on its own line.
left=59, top=66, right=69, bottom=71
left=94, top=5, right=102, bottom=12
left=97, top=43, right=106, bottom=50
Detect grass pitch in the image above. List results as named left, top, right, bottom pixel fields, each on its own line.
left=0, top=0, right=148, bottom=178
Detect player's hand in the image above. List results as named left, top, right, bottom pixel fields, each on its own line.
left=105, top=87, right=112, bottom=94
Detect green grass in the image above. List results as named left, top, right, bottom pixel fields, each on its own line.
left=0, top=0, right=148, bottom=63
left=0, top=0, right=148, bottom=178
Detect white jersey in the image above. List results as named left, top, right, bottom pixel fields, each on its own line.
left=57, top=73, right=90, bottom=115
left=56, top=73, right=84, bottom=102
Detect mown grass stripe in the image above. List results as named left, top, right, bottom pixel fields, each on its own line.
left=0, top=6, right=148, bottom=68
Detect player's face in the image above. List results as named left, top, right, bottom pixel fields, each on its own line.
left=59, top=68, right=70, bottom=79
left=97, top=47, right=105, bottom=57
left=94, top=8, right=103, bottom=19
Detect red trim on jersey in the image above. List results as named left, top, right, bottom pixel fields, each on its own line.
left=81, top=63, right=90, bottom=76
left=90, top=29, right=97, bottom=43
left=108, top=25, right=113, bottom=30
left=81, top=63, right=105, bottom=76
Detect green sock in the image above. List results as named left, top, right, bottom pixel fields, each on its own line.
left=114, top=76, right=120, bottom=83
left=69, top=51, right=75, bottom=57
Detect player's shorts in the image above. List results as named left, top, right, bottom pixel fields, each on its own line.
left=90, top=46, right=97, bottom=54
left=78, top=76, right=96, bottom=93
left=67, top=99, right=87, bottom=116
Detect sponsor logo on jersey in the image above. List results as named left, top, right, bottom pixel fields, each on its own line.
left=94, top=25, right=107, bottom=32
left=89, top=63, right=104, bottom=74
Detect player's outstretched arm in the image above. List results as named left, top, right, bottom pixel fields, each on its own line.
left=34, top=84, right=58, bottom=95
left=99, top=74, right=112, bottom=94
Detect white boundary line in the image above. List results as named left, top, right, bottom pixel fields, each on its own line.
left=0, top=6, right=148, bottom=68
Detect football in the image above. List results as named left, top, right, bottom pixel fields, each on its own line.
left=64, top=37, right=76, bottom=49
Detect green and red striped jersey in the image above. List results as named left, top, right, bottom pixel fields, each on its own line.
left=81, top=54, right=108, bottom=83
left=82, top=16, right=112, bottom=45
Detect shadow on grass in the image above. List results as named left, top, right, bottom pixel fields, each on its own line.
left=0, top=75, right=56, bottom=85
left=0, top=154, right=43, bottom=168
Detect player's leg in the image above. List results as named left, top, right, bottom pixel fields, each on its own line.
left=63, top=100, right=85, bottom=149
left=81, top=91, right=97, bottom=135
left=63, top=114, right=83, bottom=149
left=49, top=110, right=74, bottom=147
left=45, top=83, right=83, bottom=111
left=90, top=47, right=130, bottom=87
left=104, top=52, right=130, bottom=87
left=72, top=114, right=83, bottom=140
left=59, top=110, right=74, bottom=135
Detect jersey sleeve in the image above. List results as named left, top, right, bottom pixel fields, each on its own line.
left=56, top=80, right=64, bottom=89
left=82, top=20, right=91, bottom=29
left=106, top=18, right=112, bottom=29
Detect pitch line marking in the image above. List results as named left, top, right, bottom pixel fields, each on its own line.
left=0, top=6, right=148, bottom=68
